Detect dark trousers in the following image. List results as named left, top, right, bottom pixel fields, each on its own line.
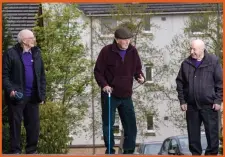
left=186, top=107, right=219, bottom=155
left=7, top=95, right=40, bottom=154
left=101, top=92, right=137, bottom=154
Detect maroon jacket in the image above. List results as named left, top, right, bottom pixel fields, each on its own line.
left=94, top=40, right=145, bottom=98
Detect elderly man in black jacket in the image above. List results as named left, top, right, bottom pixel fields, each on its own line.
left=176, top=39, right=223, bottom=155
left=3, top=29, right=46, bottom=154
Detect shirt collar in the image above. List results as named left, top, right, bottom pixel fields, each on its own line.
left=23, top=50, right=32, bottom=54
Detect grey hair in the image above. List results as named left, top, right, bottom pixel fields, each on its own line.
left=17, top=29, right=32, bottom=43
left=17, top=30, right=23, bottom=43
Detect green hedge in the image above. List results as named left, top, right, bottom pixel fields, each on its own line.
left=37, top=101, right=72, bottom=154
left=219, top=134, right=223, bottom=155
left=3, top=101, right=72, bottom=154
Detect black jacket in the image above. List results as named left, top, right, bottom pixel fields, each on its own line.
left=176, top=50, right=223, bottom=107
left=2, top=43, right=46, bottom=103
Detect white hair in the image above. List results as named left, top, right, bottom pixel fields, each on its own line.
left=17, top=29, right=32, bottom=43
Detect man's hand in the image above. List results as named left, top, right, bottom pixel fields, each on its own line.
left=10, top=90, right=16, bottom=97
left=181, top=104, right=187, bottom=111
left=212, top=104, right=221, bottom=111
left=138, top=74, right=145, bottom=84
left=103, top=86, right=113, bottom=93
left=40, top=101, right=44, bottom=105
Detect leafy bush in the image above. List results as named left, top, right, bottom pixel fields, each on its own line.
left=2, top=123, right=10, bottom=154
left=219, top=128, right=223, bottom=155
left=37, top=101, right=72, bottom=154
left=3, top=101, right=72, bottom=154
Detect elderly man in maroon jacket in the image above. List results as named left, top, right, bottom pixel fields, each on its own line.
left=94, top=27, right=145, bottom=154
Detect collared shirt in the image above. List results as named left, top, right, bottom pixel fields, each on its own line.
left=191, top=58, right=203, bottom=68
left=21, top=50, right=34, bottom=96
left=23, top=49, right=32, bottom=54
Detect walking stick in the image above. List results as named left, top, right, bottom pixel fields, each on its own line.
left=108, top=92, right=111, bottom=154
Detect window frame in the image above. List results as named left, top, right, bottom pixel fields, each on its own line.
left=145, top=113, right=155, bottom=133
left=190, top=15, right=209, bottom=35
left=145, top=64, right=153, bottom=84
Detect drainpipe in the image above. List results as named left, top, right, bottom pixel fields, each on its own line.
left=90, top=15, right=96, bottom=155
left=216, top=3, right=222, bottom=135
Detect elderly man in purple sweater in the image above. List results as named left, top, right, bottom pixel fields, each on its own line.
left=176, top=39, right=222, bottom=155
left=3, top=29, right=46, bottom=154
left=94, top=27, right=145, bottom=154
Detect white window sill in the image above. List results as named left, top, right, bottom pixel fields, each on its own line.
left=144, top=130, right=156, bottom=136
left=145, top=130, right=155, bottom=133
left=192, top=31, right=205, bottom=35
left=191, top=31, right=209, bottom=36
left=99, top=34, right=114, bottom=39
left=142, top=30, right=153, bottom=35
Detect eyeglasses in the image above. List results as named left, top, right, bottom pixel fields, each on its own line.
left=24, top=37, right=36, bottom=40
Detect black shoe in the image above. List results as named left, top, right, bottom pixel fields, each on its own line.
left=11, top=152, right=21, bottom=154
left=26, top=151, right=38, bottom=154
left=123, top=149, right=134, bottom=154
left=105, top=148, right=116, bottom=154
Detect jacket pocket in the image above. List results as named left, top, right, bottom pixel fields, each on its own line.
left=202, top=66, right=214, bottom=81
left=111, top=76, right=133, bottom=95
left=201, top=85, right=215, bottom=105
left=10, top=84, right=24, bottom=104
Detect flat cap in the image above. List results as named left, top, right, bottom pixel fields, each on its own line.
left=114, top=27, right=133, bottom=39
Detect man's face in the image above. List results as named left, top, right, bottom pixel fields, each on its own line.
left=22, top=31, right=36, bottom=48
left=115, top=38, right=131, bottom=50
left=190, top=42, right=203, bottom=60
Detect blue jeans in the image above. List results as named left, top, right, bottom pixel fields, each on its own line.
left=101, top=92, right=137, bottom=154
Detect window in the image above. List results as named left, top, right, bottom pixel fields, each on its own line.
left=146, top=66, right=152, bottom=81
left=169, top=139, right=178, bottom=151
left=143, top=16, right=151, bottom=31
left=145, top=64, right=153, bottom=82
left=113, top=111, right=121, bottom=137
left=162, top=139, right=170, bottom=153
left=147, top=114, right=154, bottom=131
left=137, top=144, right=145, bottom=154
left=100, top=17, right=117, bottom=35
left=144, top=143, right=162, bottom=155
left=189, top=15, right=209, bottom=35
left=179, top=137, right=189, bottom=152
left=164, top=116, right=169, bottom=120
left=101, top=111, right=121, bottom=140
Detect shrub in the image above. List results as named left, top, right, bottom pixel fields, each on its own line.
left=37, top=101, right=72, bottom=154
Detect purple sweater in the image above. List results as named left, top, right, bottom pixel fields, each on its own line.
left=22, top=52, right=34, bottom=96
left=191, top=58, right=202, bottom=68
left=119, top=50, right=126, bottom=61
